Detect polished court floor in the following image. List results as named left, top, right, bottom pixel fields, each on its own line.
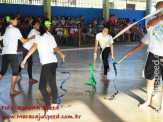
left=0, top=42, right=163, bottom=122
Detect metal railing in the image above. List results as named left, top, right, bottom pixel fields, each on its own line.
left=50, top=26, right=146, bottom=47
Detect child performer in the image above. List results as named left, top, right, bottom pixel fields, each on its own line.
left=125, top=1, right=163, bottom=113
left=18, top=21, right=40, bottom=83
left=21, top=19, right=65, bottom=114
left=94, top=26, right=114, bottom=82
left=0, top=14, right=35, bottom=95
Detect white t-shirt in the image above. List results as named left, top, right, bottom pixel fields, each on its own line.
left=23, top=29, right=40, bottom=50
left=2, top=25, right=22, bottom=55
left=55, top=27, right=63, bottom=35
left=0, top=36, right=3, bottom=40
left=142, top=20, right=163, bottom=56
left=34, top=32, right=58, bottom=65
left=52, top=20, right=57, bottom=26
left=61, top=20, right=65, bottom=25
left=96, top=32, right=114, bottom=49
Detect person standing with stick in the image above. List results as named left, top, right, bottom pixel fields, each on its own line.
left=94, top=26, right=114, bottom=82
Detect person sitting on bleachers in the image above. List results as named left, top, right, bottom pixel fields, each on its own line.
left=69, top=24, right=77, bottom=45
left=66, top=16, right=71, bottom=26
left=57, top=16, right=61, bottom=25
left=93, top=18, right=98, bottom=27
left=75, top=17, right=80, bottom=24
left=52, top=16, right=57, bottom=26
left=61, top=16, right=65, bottom=26
left=71, top=17, right=75, bottom=25
left=55, top=22, right=64, bottom=43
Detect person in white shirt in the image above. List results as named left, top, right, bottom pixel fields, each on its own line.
left=71, top=17, right=76, bottom=25
left=18, top=21, right=40, bottom=83
left=125, top=1, right=163, bottom=113
left=55, top=22, right=64, bottom=43
left=21, top=19, right=65, bottom=114
left=61, top=16, right=65, bottom=26
left=0, top=14, right=35, bottom=95
left=52, top=16, right=57, bottom=26
left=75, top=17, right=80, bottom=24
left=94, top=26, right=114, bottom=82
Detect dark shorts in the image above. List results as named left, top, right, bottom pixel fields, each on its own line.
left=144, top=52, right=163, bottom=81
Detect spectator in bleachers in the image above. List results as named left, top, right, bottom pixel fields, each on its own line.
left=110, top=14, right=117, bottom=26
left=76, top=17, right=80, bottom=24
left=125, top=18, right=130, bottom=42
left=29, top=16, right=34, bottom=27
left=100, top=17, right=105, bottom=26
left=21, top=16, right=31, bottom=38
left=93, top=18, right=98, bottom=27
left=74, top=24, right=79, bottom=45
left=109, top=15, right=114, bottom=26
left=42, top=12, right=49, bottom=21
left=61, top=16, right=65, bottom=26
left=52, top=16, right=57, bottom=26
left=131, top=25, right=137, bottom=41
left=87, top=23, right=94, bottom=44
left=57, top=16, right=61, bottom=24
left=37, top=16, right=42, bottom=23
left=69, top=24, right=77, bottom=45
left=66, top=16, right=71, bottom=26
left=98, top=21, right=104, bottom=32
left=55, top=22, right=64, bottom=43
left=139, top=24, right=145, bottom=37
left=71, top=17, right=75, bottom=24
left=80, top=16, right=85, bottom=27
left=16, top=13, right=21, bottom=25
left=63, top=22, right=69, bottom=39
left=81, top=25, right=87, bottom=44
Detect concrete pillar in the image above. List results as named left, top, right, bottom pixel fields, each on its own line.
left=103, top=0, right=110, bottom=23
left=146, top=0, right=152, bottom=15
left=43, top=0, right=51, bottom=20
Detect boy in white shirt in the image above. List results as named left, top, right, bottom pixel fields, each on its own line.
left=125, top=1, right=163, bottom=113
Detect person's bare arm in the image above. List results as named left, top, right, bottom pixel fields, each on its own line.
left=147, top=15, right=163, bottom=27
left=21, top=43, right=38, bottom=68
left=19, top=35, right=35, bottom=43
left=94, top=39, right=98, bottom=59
left=110, top=43, right=114, bottom=60
left=125, top=42, right=146, bottom=57
left=54, top=47, right=65, bottom=60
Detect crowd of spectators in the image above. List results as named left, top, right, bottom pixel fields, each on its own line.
left=108, top=14, right=145, bottom=42
left=0, top=13, right=145, bottom=46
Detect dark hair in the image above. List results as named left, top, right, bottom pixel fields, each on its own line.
left=103, top=26, right=109, bottom=30
left=2, top=14, right=17, bottom=35
left=31, top=20, right=38, bottom=28
left=39, top=18, right=49, bottom=36
left=156, top=1, right=163, bottom=8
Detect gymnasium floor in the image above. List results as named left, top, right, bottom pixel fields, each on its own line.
left=0, top=42, right=163, bottom=122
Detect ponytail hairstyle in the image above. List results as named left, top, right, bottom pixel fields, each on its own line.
left=39, top=18, right=51, bottom=36
left=2, top=14, right=17, bottom=35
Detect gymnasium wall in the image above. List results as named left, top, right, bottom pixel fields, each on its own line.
left=0, top=4, right=145, bottom=26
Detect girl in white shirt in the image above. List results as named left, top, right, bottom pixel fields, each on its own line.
left=94, top=26, right=114, bottom=82
left=21, top=19, right=65, bottom=114
left=0, top=14, right=35, bottom=95
left=19, top=21, right=40, bottom=83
